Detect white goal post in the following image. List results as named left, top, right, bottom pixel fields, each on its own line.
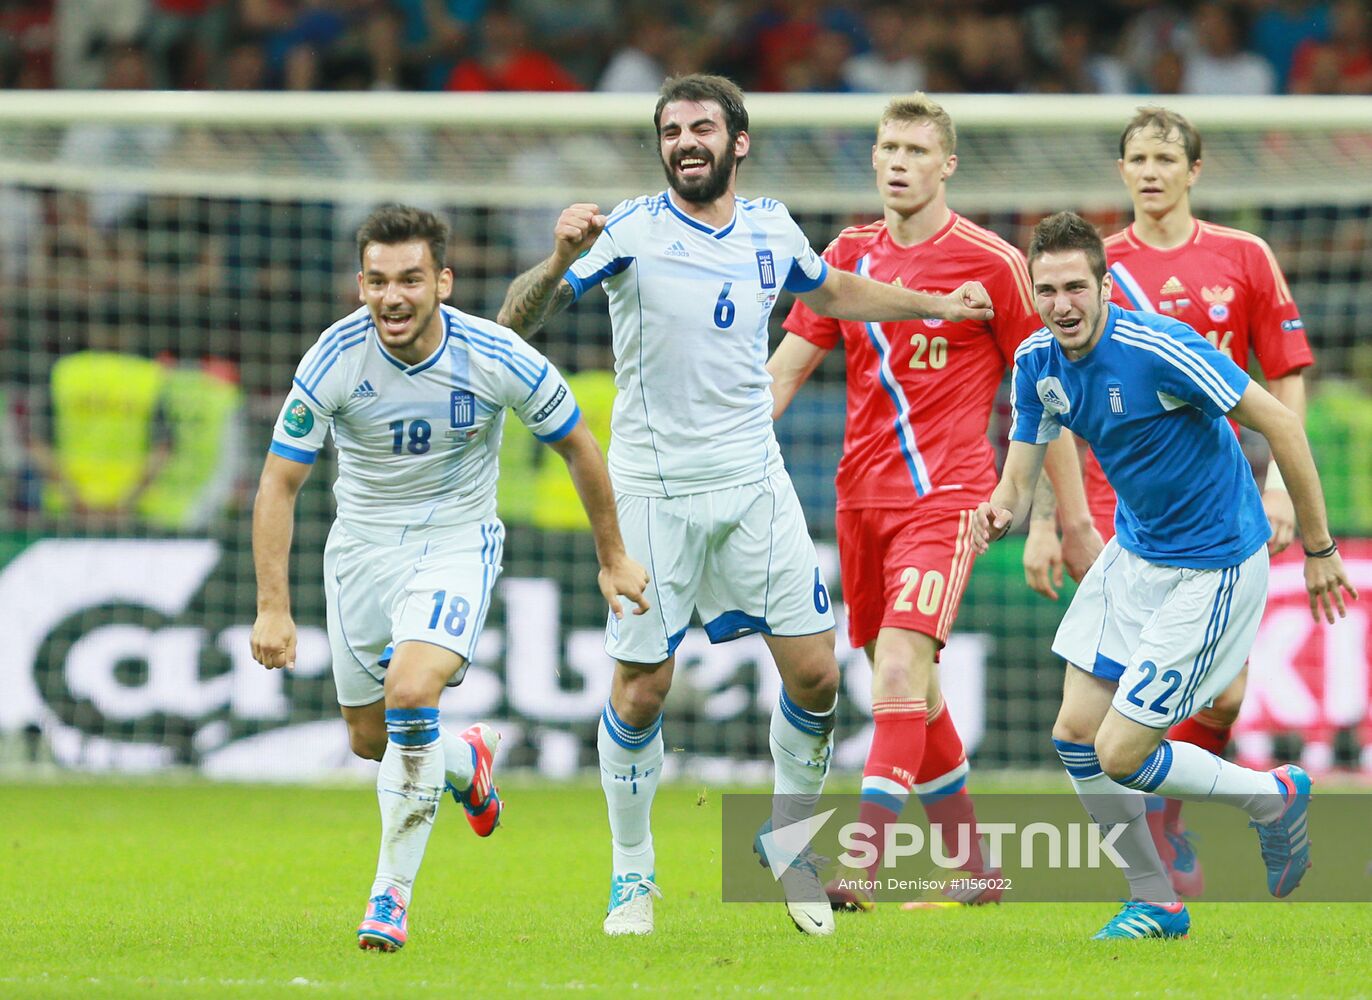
left=1, top=92, right=1370, bottom=210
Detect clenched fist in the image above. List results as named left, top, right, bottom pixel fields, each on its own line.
left=553, top=203, right=607, bottom=265
left=939, top=280, right=995, bottom=323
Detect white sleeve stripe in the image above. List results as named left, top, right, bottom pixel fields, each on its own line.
left=291, top=376, right=325, bottom=407
left=1112, top=329, right=1240, bottom=410
left=1114, top=331, right=1239, bottom=411
left=518, top=363, right=551, bottom=403
left=1113, top=317, right=1241, bottom=406
left=1013, top=329, right=1054, bottom=361
left=314, top=309, right=370, bottom=346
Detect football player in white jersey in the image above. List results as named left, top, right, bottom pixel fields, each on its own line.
left=251, top=204, right=649, bottom=953
left=498, top=74, right=995, bottom=938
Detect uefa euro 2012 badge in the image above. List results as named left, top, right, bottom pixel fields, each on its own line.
left=283, top=399, right=314, bottom=438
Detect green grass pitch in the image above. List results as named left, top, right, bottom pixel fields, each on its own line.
left=3, top=780, right=1369, bottom=999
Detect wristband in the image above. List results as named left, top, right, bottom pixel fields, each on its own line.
left=1303, top=540, right=1338, bottom=559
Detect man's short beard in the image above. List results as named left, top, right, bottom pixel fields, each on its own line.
left=664, top=145, right=737, bottom=204
left=377, top=298, right=439, bottom=349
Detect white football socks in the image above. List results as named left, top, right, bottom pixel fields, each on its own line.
left=598, top=702, right=664, bottom=879
left=1122, top=739, right=1284, bottom=824
left=769, top=689, right=835, bottom=832
left=1055, top=739, right=1174, bottom=903
left=371, top=708, right=445, bottom=902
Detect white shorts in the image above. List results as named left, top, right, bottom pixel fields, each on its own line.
left=1053, top=538, right=1268, bottom=729
left=323, top=517, right=505, bottom=707
left=605, top=471, right=835, bottom=664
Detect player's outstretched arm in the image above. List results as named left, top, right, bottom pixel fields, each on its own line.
left=765, top=333, right=829, bottom=421
left=1230, top=381, right=1357, bottom=623
left=1043, top=432, right=1102, bottom=581
left=972, top=440, right=1046, bottom=553
left=548, top=420, right=651, bottom=620
left=251, top=453, right=312, bottom=670
left=1023, top=470, right=1065, bottom=601
left=498, top=203, right=606, bottom=336
left=797, top=268, right=995, bottom=325
left=1024, top=431, right=1101, bottom=598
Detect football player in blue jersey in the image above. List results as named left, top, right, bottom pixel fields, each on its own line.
left=972, top=211, right=1355, bottom=940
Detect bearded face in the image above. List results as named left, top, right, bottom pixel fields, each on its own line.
left=657, top=99, right=744, bottom=206
left=663, top=135, right=738, bottom=204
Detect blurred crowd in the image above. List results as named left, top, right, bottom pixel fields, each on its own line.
left=1, top=0, right=1370, bottom=534
left=1, top=0, right=1370, bottom=96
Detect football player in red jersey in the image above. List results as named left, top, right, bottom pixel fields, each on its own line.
left=1024, top=107, right=1315, bottom=898
left=771, top=94, right=1100, bottom=910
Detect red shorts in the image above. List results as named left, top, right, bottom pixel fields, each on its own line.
left=836, top=503, right=979, bottom=651
left=1084, top=448, right=1117, bottom=542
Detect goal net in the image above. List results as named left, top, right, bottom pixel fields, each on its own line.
left=2, top=92, right=1369, bottom=779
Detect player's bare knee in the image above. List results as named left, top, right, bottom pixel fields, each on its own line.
left=870, top=655, right=923, bottom=699
left=613, top=671, right=669, bottom=726
left=1051, top=713, right=1097, bottom=749
left=869, top=632, right=935, bottom=702
left=385, top=675, right=441, bottom=711
left=616, top=687, right=665, bottom=727
left=1095, top=738, right=1147, bottom=782
left=787, top=663, right=838, bottom=710
left=813, top=665, right=840, bottom=706
left=1205, top=690, right=1244, bottom=725
left=348, top=728, right=385, bottom=761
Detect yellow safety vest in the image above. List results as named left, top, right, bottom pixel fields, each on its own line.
left=498, top=370, right=616, bottom=531
left=46, top=352, right=164, bottom=512
left=137, top=366, right=243, bottom=529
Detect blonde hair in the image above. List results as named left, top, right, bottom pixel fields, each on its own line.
left=878, top=93, right=956, bottom=156
left=1121, top=106, right=1202, bottom=165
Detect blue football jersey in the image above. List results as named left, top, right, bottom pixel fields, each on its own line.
left=1010, top=304, right=1269, bottom=568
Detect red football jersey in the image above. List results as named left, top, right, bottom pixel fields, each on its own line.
left=1086, top=219, right=1315, bottom=527
left=784, top=213, right=1039, bottom=510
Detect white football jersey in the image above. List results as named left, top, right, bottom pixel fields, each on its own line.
left=566, top=191, right=827, bottom=497
left=270, top=303, right=579, bottom=531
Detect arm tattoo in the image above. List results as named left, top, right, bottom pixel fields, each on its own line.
left=499, top=260, right=574, bottom=335
left=1030, top=471, right=1058, bottom=524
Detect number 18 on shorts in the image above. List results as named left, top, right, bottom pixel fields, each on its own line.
left=324, top=519, right=504, bottom=707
